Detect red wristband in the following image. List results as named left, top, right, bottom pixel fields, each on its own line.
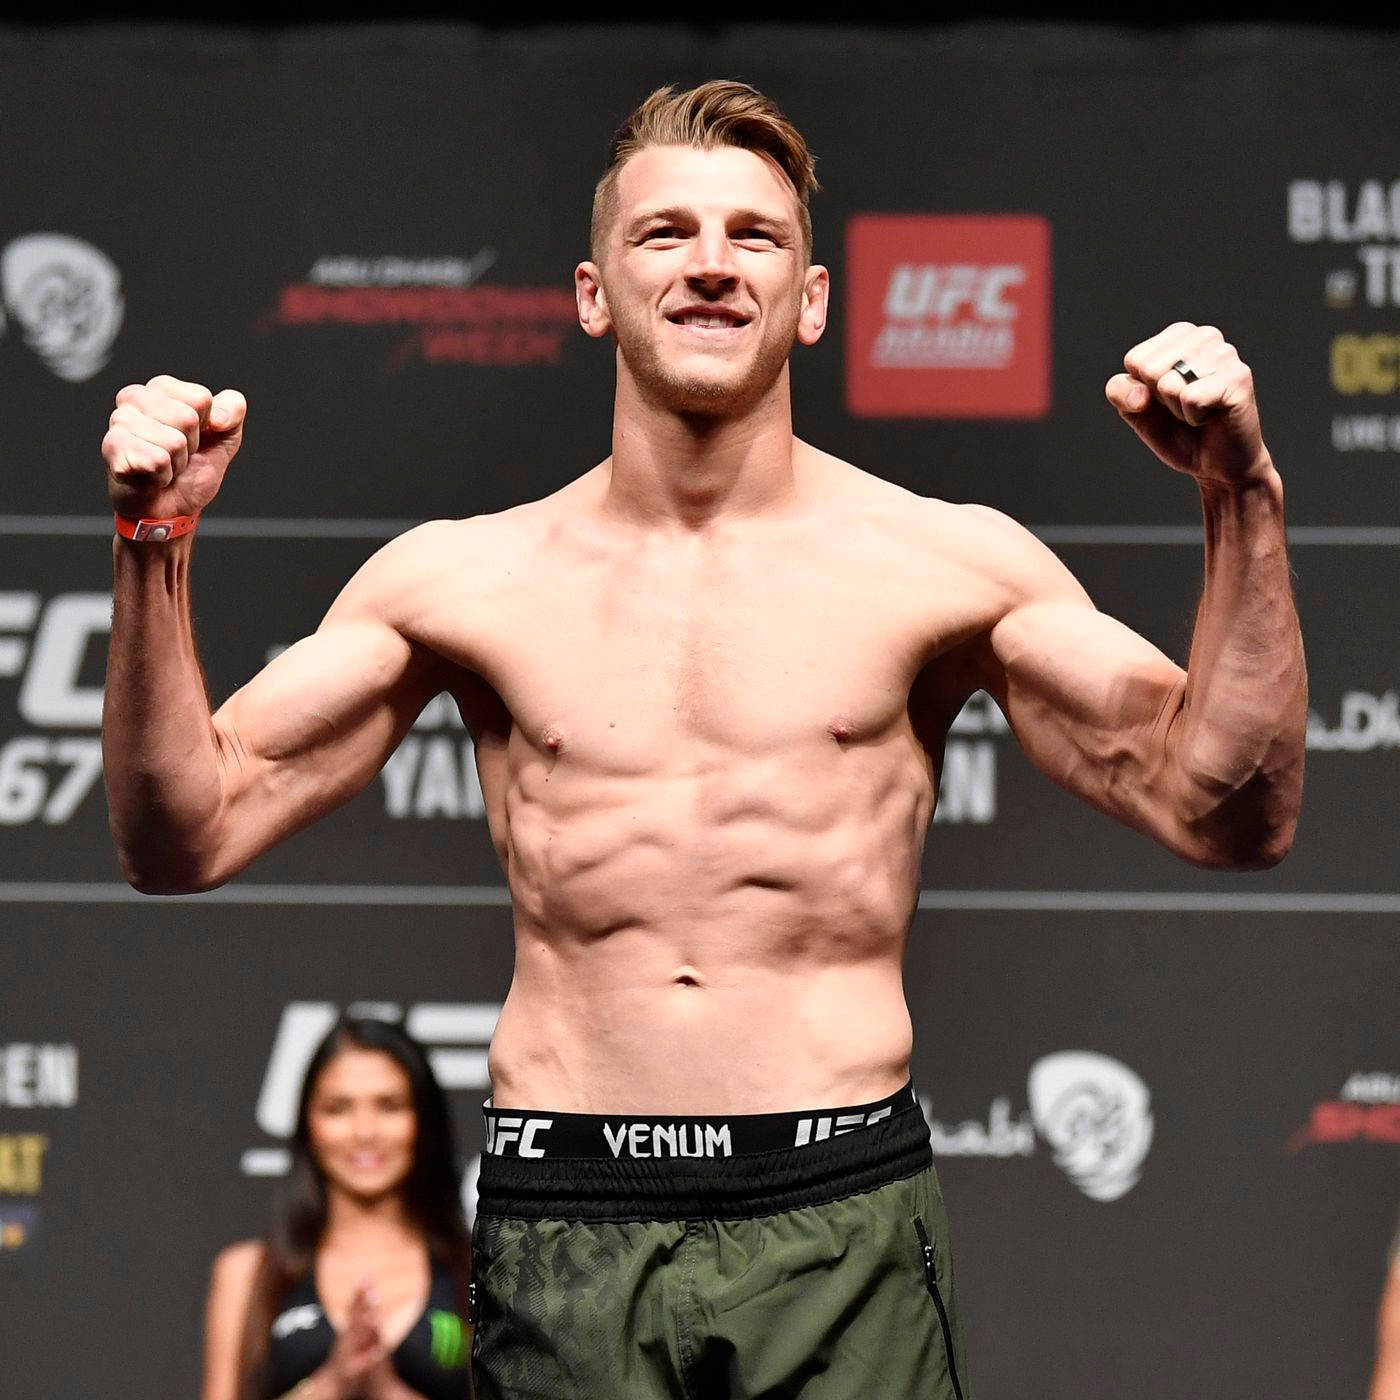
left=113, top=511, right=200, bottom=543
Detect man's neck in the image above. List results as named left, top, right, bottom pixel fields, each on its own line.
left=604, top=365, right=801, bottom=529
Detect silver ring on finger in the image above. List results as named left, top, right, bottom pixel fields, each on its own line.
left=1171, top=359, right=1199, bottom=384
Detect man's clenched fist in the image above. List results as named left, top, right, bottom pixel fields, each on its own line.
left=103, top=375, right=247, bottom=522
left=1105, top=323, right=1271, bottom=489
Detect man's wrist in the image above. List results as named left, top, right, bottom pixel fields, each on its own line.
left=113, top=510, right=200, bottom=543
left=1198, top=456, right=1283, bottom=506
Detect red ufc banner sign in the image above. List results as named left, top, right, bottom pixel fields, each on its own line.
left=845, top=214, right=1051, bottom=419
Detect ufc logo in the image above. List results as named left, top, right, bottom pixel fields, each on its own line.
left=484, top=1115, right=553, bottom=1158
left=793, top=1104, right=892, bottom=1146
left=883, top=264, right=1026, bottom=323
left=0, top=592, right=111, bottom=727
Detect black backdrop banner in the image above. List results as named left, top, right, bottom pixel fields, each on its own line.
left=0, top=21, right=1396, bottom=1400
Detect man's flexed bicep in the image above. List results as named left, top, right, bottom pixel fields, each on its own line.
left=207, top=598, right=442, bottom=883
left=105, top=522, right=451, bottom=894
left=981, top=585, right=1201, bottom=857
left=971, top=505, right=1300, bottom=870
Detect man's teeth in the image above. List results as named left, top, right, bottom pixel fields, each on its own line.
left=680, top=313, right=740, bottom=327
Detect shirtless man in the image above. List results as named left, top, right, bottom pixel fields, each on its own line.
left=102, top=82, right=1305, bottom=1400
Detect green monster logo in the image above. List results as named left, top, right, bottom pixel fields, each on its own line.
left=428, top=1309, right=470, bottom=1370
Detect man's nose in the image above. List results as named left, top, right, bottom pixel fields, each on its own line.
left=684, top=227, right=739, bottom=291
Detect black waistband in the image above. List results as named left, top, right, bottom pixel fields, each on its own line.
left=482, top=1081, right=919, bottom=1160
left=476, top=1083, right=932, bottom=1222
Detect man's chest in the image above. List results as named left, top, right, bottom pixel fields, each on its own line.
left=425, top=536, right=993, bottom=758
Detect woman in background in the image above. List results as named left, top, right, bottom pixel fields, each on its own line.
left=203, top=1015, right=472, bottom=1400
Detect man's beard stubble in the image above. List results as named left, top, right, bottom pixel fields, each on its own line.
left=612, top=302, right=800, bottom=420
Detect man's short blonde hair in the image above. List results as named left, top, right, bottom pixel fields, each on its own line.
left=590, top=80, right=820, bottom=263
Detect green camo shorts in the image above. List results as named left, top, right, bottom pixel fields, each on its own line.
left=471, top=1091, right=971, bottom=1399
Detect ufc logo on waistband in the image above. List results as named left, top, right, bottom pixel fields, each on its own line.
left=485, top=1115, right=553, bottom=1158
left=793, top=1104, right=892, bottom=1146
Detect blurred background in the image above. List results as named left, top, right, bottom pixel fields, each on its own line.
left=0, top=14, right=1396, bottom=1398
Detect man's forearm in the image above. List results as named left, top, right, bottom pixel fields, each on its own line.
left=103, top=534, right=228, bottom=891
left=1174, top=461, right=1306, bottom=865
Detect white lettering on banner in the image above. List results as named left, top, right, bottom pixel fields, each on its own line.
left=1287, top=178, right=1400, bottom=448
left=874, top=263, right=1026, bottom=369
left=884, top=264, right=1024, bottom=322
left=1306, top=691, right=1400, bottom=751
left=921, top=1095, right=1035, bottom=1157
left=378, top=691, right=482, bottom=819
left=380, top=736, right=485, bottom=819
left=1341, top=1072, right=1400, bottom=1104
left=0, top=1045, right=79, bottom=1107
left=0, top=592, right=110, bottom=826
left=309, top=251, right=497, bottom=288
left=1358, top=247, right=1400, bottom=308
left=0, top=592, right=109, bottom=725
left=1331, top=415, right=1400, bottom=451
left=1288, top=180, right=1400, bottom=243
left=0, top=736, right=105, bottom=825
left=932, top=741, right=996, bottom=824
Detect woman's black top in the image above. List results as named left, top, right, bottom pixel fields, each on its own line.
left=264, top=1258, right=470, bottom=1399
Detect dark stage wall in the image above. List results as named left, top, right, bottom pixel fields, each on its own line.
left=0, top=21, right=1396, bottom=1400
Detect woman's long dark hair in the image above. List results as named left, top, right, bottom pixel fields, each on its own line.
left=240, top=1015, right=471, bottom=1397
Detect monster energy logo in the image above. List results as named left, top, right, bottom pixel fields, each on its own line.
left=428, top=1308, right=469, bottom=1370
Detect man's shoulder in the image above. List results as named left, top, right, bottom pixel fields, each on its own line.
left=371, top=476, right=598, bottom=575
left=808, top=457, right=1086, bottom=617
left=812, top=454, right=1041, bottom=560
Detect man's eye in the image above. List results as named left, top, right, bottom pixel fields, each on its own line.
left=644, top=227, right=684, bottom=241
left=735, top=229, right=776, bottom=243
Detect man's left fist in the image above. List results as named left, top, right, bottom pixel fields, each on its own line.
left=1106, top=322, right=1271, bottom=488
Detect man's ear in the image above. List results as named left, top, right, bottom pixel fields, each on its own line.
left=576, top=262, right=612, bottom=339
left=796, top=264, right=829, bottom=346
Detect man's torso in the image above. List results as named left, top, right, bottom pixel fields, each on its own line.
left=380, top=448, right=1023, bottom=1112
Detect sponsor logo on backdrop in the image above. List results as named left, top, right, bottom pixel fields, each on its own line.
left=242, top=1001, right=498, bottom=1218
left=1287, top=179, right=1400, bottom=453
left=0, top=233, right=124, bottom=382
left=263, top=252, right=578, bottom=369
left=845, top=214, right=1050, bottom=419
left=0, top=593, right=109, bottom=827
left=922, top=1050, right=1153, bottom=1202
left=1306, top=690, right=1400, bottom=751
left=1027, top=1051, right=1154, bottom=1202
left=1289, top=1071, right=1400, bottom=1153
left=0, top=1042, right=76, bottom=1253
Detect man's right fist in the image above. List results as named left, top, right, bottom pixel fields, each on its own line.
left=103, top=375, right=247, bottom=522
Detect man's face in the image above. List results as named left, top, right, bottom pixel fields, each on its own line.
left=578, top=144, right=828, bottom=416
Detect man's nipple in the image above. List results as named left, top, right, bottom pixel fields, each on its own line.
left=542, top=725, right=564, bottom=754
left=827, top=716, right=855, bottom=742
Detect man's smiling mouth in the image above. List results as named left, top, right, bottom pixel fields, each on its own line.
left=667, top=306, right=751, bottom=329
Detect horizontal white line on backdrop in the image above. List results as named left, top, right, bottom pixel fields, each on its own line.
left=1, top=516, right=1397, bottom=546
left=0, top=882, right=1397, bottom=912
